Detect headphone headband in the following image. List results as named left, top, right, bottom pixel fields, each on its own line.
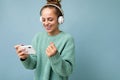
left=44, top=4, right=64, bottom=16
left=40, top=4, right=64, bottom=24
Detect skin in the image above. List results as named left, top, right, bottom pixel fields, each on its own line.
left=41, top=7, right=60, bottom=36
left=14, top=45, right=29, bottom=59
left=15, top=7, right=60, bottom=59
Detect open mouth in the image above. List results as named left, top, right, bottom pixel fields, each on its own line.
left=45, top=26, right=51, bottom=30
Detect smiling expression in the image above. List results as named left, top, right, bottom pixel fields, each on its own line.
left=41, top=8, right=60, bottom=36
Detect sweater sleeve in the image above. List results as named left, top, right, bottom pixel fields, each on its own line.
left=49, top=36, right=75, bottom=77
left=21, top=33, right=39, bottom=70
left=21, top=54, right=37, bottom=69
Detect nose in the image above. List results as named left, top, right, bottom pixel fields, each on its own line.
left=43, top=20, right=49, bottom=26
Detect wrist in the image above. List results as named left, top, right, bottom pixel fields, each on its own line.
left=20, top=58, right=27, bottom=61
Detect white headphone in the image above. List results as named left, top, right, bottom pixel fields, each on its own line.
left=40, top=4, right=64, bottom=24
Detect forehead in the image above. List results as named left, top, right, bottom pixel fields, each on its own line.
left=41, top=8, right=56, bottom=17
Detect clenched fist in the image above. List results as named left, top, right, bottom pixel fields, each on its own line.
left=46, top=42, right=58, bottom=57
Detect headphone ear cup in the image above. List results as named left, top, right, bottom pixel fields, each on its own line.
left=40, top=16, right=42, bottom=22
left=58, top=16, right=64, bottom=24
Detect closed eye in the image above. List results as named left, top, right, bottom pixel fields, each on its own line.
left=48, top=18, right=53, bottom=22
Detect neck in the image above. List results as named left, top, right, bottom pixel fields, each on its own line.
left=48, top=30, right=61, bottom=36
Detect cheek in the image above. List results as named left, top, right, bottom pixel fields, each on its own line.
left=42, top=19, right=58, bottom=26
left=42, top=22, right=56, bottom=27
left=53, top=19, right=59, bottom=25
left=50, top=20, right=58, bottom=26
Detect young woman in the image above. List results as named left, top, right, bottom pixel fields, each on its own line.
left=15, top=0, right=75, bottom=80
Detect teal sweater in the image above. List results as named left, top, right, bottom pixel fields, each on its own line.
left=21, top=31, right=75, bottom=80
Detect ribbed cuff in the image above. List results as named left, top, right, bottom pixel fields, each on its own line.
left=20, top=55, right=31, bottom=65
left=49, top=52, right=61, bottom=64
left=20, top=58, right=27, bottom=61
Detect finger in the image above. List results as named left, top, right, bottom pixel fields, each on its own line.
left=51, top=44, right=57, bottom=52
left=16, top=49, right=28, bottom=56
left=50, top=42, right=54, bottom=46
left=17, top=48, right=26, bottom=54
left=18, top=52, right=25, bottom=56
left=14, top=45, right=21, bottom=49
left=48, top=45, right=53, bottom=51
left=14, top=44, right=24, bottom=50
left=47, top=46, right=51, bottom=52
left=18, top=50, right=28, bottom=56
left=49, top=46, right=56, bottom=54
left=50, top=42, right=56, bottom=49
left=46, top=49, right=49, bottom=54
left=19, top=53, right=28, bottom=59
left=46, top=47, right=50, bottom=54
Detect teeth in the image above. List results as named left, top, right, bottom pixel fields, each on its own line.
left=46, top=26, right=51, bottom=30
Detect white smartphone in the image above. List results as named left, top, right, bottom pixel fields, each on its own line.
left=20, top=45, right=36, bottom=54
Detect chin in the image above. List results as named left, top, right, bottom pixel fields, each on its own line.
left=46, top=30, right=52, bottom=33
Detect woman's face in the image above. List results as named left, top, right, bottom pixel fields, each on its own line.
left=41, top=7, right=60, bottom=36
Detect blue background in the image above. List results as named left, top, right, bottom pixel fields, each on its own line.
left=0, top=0, right=120, bottom=80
